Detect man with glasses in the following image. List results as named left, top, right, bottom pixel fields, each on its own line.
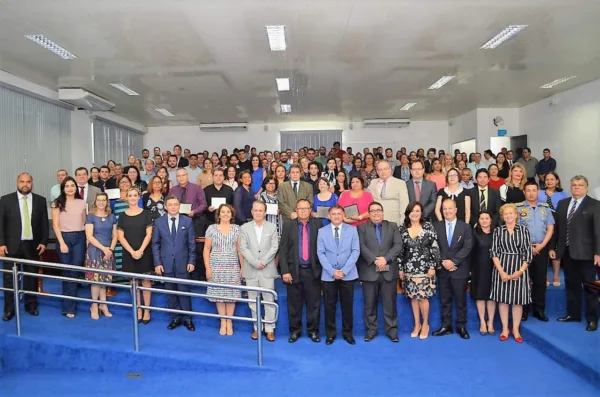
left=280, top=199, right=323, bottom=343
left=368, top=161, right=409, bottom=226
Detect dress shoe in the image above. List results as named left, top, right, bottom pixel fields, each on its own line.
left=266, top=332, right=275, bottom=342
left=288, top=333, right=301, bottom=343
left=2, top=312, right=14, bottom=321
left=432, top=327, right=453, bottom=337
left=26, top=307, right=39, bottom=316
left=364, top=333, right=376, bottom=342
left=251, top=330, right=258, bottom=340
left=499, top=332, right=509, bottom=341
left=325, top=337, right=335, bottom=345
left=183, top=321, right=195, bottom=332
left=457, top=327, right=470, bottom=340
left=388, top=335, right=399, bottom=343
left=309, top=332, right=321, bottom=343
left=557, top=315, right=581, bottom=323
left=167, top=319, right=182, bottom=330
left=513, top=333, right=524, bottom=343
left=586, top=321, right=598, bottom=332
left=533, top=311, right=549, bottom=322
left=343, top=335, right=356, bottom=345
left=521, top=311, right=529, bottom=321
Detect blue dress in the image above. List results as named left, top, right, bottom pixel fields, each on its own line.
left=312, top=193, right=338, bottom=226
left=85, top=214, right=116, bottom=282
left=251, top=168, right=264, bottom=195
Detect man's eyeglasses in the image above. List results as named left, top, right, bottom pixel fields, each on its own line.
left=369, top=209, right=383, bottom=214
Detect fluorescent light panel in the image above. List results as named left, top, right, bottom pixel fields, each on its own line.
left=428, top=76, right=455, bottom=90
left=481, top=25, right=528, bottom=49
left=276, top=78, right=290, bottom=91
left=155, top=108, right=175, bottom=117
left=399, top=102, right=417, bottom=111
left=540, top=76, right=576, bottom=89
left=25, top=35, right=77, bottom=60
left=109, top=83, right=139, bottom=96
left=266, top=25, right=287, bottom=51
left=280, top=104, right=292, bottom=113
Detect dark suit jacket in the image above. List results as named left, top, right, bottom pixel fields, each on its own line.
left=470, top=186, right=502, bottom=226
left=279, top=218, right=323, bottom=280
left=406, top=179, right=437, bottom=220
left=0, top=192, right=49, bottom=254
left=357, top=220, right=403, bottom=282
left=152, top=215, right=196, bottom=274
left=424, top=159, right=435, bottom=174
left=433, top=220, right=473, bottom=279
left=552, top=195, right=600, bottom=260
left=177, top=157, right=189, bottom=168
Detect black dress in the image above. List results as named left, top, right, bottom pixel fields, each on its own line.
left=499, top=184, right=525, bottom=204
left=437, top=187, right=468, bottom=222
left=470, top=229, right=494, bottom=301
left=117, top=210, right=154, bottom=274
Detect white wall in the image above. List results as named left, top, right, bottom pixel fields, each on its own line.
left=451, top=139, right=476, bottom=156
left=448, top=109, right=477, bottom=146
left=145, top=121, right=449, bottom=154
left=520, top=78, right=600, bottom=189
left=476, top=108, right=520, bottom=153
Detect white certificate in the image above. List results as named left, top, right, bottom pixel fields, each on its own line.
left=179, top=203, right=192, bottom=214
left=266, top=203, right=278, bottom=215
left=105, top=188, right=120, bottom=200
left=211, top=197, right=226, bottom=208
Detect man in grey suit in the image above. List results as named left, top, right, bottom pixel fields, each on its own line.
left=406, top=160, right=437, bottom=220
left=278, top=164, right=314, bottom=220
left=357, top=201, right=403, bottom=342
left=75, top=167, right=101, bottom=212
left=239, top=201, right=280, bottom=341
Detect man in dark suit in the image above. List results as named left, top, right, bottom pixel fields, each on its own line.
left=174, top=144, right=189, bottom=168
left=550, top=175, right=600, bottom=332
left=357, top=202, right=403, bottom=342
left=424, top=148, right=437, bottom=174
left=0, top=173, right=49, bottom=321
left=470, top=169, right=501, bottom=226
left=432, top=198, right=473, bottom=339
left=152, top=195, right=196, bottom=331
left=406, top=160, right=437, bottom=220
left=279, top=199, right=323, bottom=343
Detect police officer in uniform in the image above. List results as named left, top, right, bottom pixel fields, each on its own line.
left=517, top=180, right=555, bottom=321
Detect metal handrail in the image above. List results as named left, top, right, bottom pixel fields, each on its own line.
left=1, top=256, right=279, bottom=366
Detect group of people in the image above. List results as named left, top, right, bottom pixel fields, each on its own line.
left=0, top=142, right=598, bottom=346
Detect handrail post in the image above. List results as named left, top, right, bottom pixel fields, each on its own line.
left=256, top=294, right=263, bottom=367
left=12, top=264, right=21, bottom=336
left=131, top=278, right=140, bottom=352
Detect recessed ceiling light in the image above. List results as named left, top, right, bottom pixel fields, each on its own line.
left=155, top=108, right=175, bottom=117
left=276, top=78, right=290, bottom=91
left=540, top=76, right=576, bottom=89
left=399, top=102, right=417, bottom=111
left=25, top=35, right=77, bottom=60
left=109, top=83, right=139, bottom=96
left=266, top=25, right=287, bottom=51
left=428, top=76, right=455, bottom=90
left=280, top=104, right=292, bottom=113
left=480, top=25, right=528, bottom=49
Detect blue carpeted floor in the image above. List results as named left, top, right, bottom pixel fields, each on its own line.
left=0, top=270, right=598, bottom=396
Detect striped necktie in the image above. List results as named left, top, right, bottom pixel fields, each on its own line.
left=566, top=200, right=577, bottom=246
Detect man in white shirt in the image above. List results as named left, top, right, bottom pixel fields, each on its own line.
left=75, top=167, right=101, bottom=211
left=460, top=169, right=474, bottom=189
left=341, top=152, right=353, bottom=174
left=185, top=154, right=202, bottom=184
left=50, top=169, right=68, bottom=202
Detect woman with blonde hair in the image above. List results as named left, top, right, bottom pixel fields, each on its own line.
left=441, top=154, right=455, bottom=174
left=499, top=163, right=527, bottom=203
left=490, top=203, right=533, bottom=342
left=85, top=192, right=118, bottom=319
left=197, top=158, right=214, bottom=188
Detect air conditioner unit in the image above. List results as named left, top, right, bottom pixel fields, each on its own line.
left=363, top=118, right=410, bottom=128
left=58, top=88, right=115, bottom=111
left=199, top=123, right=248, bottom=132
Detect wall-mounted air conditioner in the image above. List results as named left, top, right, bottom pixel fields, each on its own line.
left=58, top=88, right=115, bottom=111
left=199, top=123, right=249, bottom=132
left=363, top=118, right=410, bottom=128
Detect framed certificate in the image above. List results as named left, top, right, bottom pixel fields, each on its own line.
left=344, top=204, right=359, bottom=218
left=211, top=197, right=226, bottom=208
left=105, top=188, right=120, bottom=200
left=266, top=203, right=278, bottom=215
left=316, top=206, right=331, bottom=218
left=179, top=203, right=192, bottom=214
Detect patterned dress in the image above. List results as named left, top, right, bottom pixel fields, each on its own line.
left=359, top=167, right=378, bottom=187
left=84, top=214, right=116, bottom=282
left=399, top=222, right=441, bottom=300
left=206, top=224, right=242, bottom=302
left=489, top=224, right=533, bottom=305
left=259, top=191, right=282, bottom=236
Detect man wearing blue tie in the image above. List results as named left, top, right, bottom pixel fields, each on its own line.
left=317, top=205, right=360, bottom=345
left=152, top=195, right=196, bottom=331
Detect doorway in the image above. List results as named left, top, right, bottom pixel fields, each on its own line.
left=510, top=135, right=528, bottom=159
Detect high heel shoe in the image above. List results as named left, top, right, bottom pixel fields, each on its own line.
left=419, top=325, right=429, bottom=340
left=226, top=319, right=234, bottom=336
left=219, top=319, right=227, bottom=336
left=410, top=325, right=421, bottom=338
left=487, top=323, right=496, bottom=336
left=512, top=330, right=523, bottom=343
left=499, top=331, right=510, bottom=341
left=479, top=323, right=488, bottom=336
left=90, top=304, right=99, bottom=320
left=137, top=309, right=143, bottom=323
left=99, top=304, right=112, bottom=318
left=142, top=309, right=151, bottom=325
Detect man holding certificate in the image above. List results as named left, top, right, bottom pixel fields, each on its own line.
left=203, top=168, right=234, bottom=226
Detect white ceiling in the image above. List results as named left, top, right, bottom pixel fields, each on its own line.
left=0, top=0, right=599, bottom=126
